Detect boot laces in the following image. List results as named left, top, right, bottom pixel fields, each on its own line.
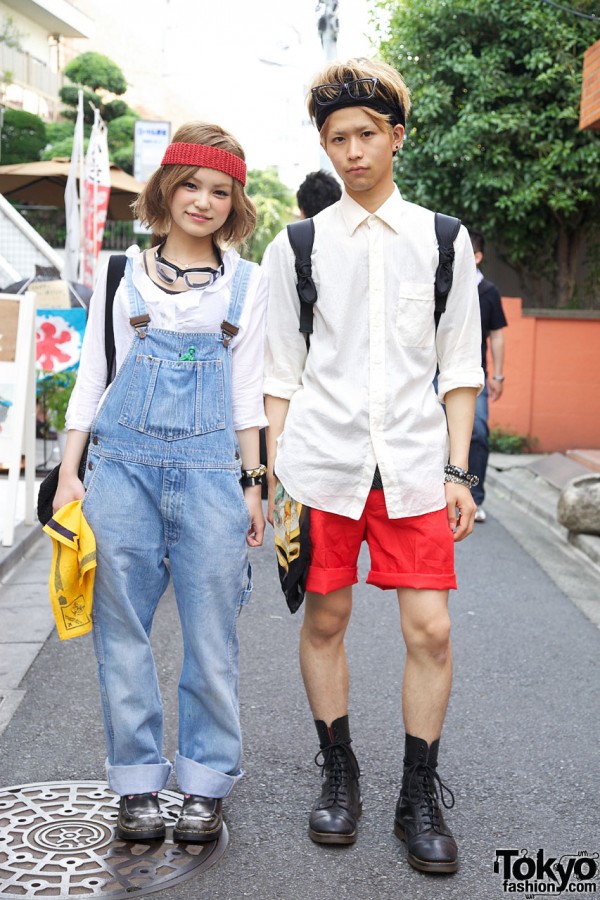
left=404, top=761, right=454, bottom=831
left=314, top=741, right=360, bottom=807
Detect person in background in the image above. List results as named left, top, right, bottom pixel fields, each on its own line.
left=296, top=169, right=341, bottom=219
left=468, top=230, right=507, bottom=523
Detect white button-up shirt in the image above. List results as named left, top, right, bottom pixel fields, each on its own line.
left=263, top=189, right=484, bottom=520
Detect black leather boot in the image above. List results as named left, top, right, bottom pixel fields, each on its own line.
left=117, top=792, right=165, bottom=841
left=173, top=795, right=223, bottom=843
left=308, top=715, right=362, bottom=845
left=394, top=734, right=458, bottom=873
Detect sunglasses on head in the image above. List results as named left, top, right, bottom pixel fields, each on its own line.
left=311, top=77, right=379, bottom=106
left=154, top=242, right=223, bottom=289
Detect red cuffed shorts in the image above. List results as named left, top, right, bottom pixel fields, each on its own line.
left=305, top=490, right=456, bottom=595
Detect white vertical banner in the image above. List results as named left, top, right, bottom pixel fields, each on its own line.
left=63, top=90, right=85, bottom=283
left=82, top=108, right=111, bottom=288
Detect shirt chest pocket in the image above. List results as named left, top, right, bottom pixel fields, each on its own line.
left=118, top=355, right=225, bottom=440
left=396, top=282, right=435, bottom=348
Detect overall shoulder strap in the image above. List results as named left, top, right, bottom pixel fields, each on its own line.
left=287, top=218, right=317, bottom=347
left=221, top=258, right=255, bottom=347
left=105, top=254, right=127, bottom=385
left=434, top=212, right=461, bottom=331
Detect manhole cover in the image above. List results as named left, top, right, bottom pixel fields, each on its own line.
left=0, top=781, right=228, bottom=898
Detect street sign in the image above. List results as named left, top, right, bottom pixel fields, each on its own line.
left=133, top=121, right=171, bottom=235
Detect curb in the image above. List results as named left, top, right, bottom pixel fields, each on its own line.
left=0, top=522, right=43, bottom=583
left=486, top=464, right=600, bottom=575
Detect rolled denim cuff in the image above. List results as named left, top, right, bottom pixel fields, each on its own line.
left=175, top=752, right=243, bottom=798
left=106, top=757, right=172, bottom=795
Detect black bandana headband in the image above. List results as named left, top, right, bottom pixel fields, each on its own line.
left=314, top=93, right=405, bottom=132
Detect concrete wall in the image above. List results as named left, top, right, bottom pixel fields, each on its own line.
left=488, top=297, right=600, bottom=452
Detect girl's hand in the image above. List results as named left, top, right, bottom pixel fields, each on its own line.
left=51, top=429, right=89, bottom=513
left=52, top=471, right=85, bottom=513
left=244, top=485, right=265, bottom=547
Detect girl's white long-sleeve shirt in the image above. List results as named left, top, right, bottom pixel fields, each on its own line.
left=66, top=245, right=268, bottom=433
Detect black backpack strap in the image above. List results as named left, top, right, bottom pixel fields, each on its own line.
left=287, top=218, right=317, bottom=348
left=105, top=254, right=127, bottom=385
left=434, top=212, right=461, bottom=330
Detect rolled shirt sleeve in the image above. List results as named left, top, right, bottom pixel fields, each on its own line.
left=435, top=225, right=485, bottom=402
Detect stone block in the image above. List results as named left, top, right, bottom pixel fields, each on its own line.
left=557, top=474, right=600, bottom=535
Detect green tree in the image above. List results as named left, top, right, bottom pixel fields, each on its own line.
left=0, top=15, right=23, bottom=96
left=378, top=0, right=600, bottom=307
left=59, top=53, right=136, bottom=126
left=48, top=51, right=138, bottom=170
left=63, top=51, right=127, bottom=95
left=0, top=14, right=22, bottom=50
left=245, top=168, right=295, bottom=262
left=59, top=84, right=101, bottom=124
left=0, top=108, right=47, bottom=163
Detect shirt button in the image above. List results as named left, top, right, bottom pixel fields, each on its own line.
left=235, top=451, right=240, bottom=460
left=92, top=436, right=99, bottom=445
left=88, top=462, right=93, bottom=471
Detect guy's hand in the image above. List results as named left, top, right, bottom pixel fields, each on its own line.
left=445, top=482, right=476, bottom=541
left=266, top=473, right=279, bottom=526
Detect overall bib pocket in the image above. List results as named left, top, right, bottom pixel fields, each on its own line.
left=118, top=355, right=225, bottom=439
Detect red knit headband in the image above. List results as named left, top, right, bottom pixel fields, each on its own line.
left=160, top=142, right=247, bottom=185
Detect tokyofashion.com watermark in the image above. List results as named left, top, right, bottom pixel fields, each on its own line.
left=493, top=849, right=598, bottom=895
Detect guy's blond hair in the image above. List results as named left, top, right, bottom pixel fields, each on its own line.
left=307, top=57, right=411, bottom=139
left=133, top=122, right=256, bottom=247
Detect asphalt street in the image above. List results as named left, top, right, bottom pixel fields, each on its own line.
left=1, top=491, right=599, bottom=900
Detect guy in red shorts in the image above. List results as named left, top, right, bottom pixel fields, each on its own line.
left=264, top=57, right=483, bottom=874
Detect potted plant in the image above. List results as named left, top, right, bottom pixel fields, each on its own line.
left=37, top=370, right=77, bottom=454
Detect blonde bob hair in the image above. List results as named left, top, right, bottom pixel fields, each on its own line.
left=133, top=122, right=256, bottom=247
left=307, top=57, right=411, bottom=141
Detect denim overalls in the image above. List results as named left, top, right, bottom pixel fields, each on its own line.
left=82, top=257, right=254, bottom=799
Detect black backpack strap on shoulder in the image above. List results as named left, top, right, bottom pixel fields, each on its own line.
left=287, top=218, right=317, bottom=348
left=434, top=212, right=461, bottom=331
left=105, top=254, right=127, bottom=385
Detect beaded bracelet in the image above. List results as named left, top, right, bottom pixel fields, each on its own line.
left=444, top=464, right=479, bottom=488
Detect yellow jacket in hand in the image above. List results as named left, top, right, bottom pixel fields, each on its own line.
left=43, top=500, right=96, bottom=640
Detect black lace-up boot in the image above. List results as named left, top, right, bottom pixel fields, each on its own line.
left=117, top=791, right=165, bottom=841
left=394, top=734, right=458, bottom=873
left=308, top=715, right=362, bottom=845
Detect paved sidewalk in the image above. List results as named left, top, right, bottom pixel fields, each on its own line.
left=1, top=452, right=599, bottom=741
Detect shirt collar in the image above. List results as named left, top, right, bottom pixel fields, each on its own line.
left=340, top=187, right=404, bottom=235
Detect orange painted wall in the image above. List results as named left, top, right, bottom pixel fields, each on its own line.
left=580, top=39, right=600, bottom=130
left=488, top=298, right=600, bottom=452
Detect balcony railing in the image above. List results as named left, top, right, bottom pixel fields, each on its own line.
left=0, top=44, right=65, bottom=112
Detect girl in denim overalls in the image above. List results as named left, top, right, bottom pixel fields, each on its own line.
left=55, top=122, right=267, bottom=843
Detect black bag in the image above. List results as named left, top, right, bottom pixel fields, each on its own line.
left=36, top=255, right=126, bottom=526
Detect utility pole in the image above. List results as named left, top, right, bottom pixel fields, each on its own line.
left=316, top=0, right=339, bottom=61
left=315, top=1, right=341, bottom=172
